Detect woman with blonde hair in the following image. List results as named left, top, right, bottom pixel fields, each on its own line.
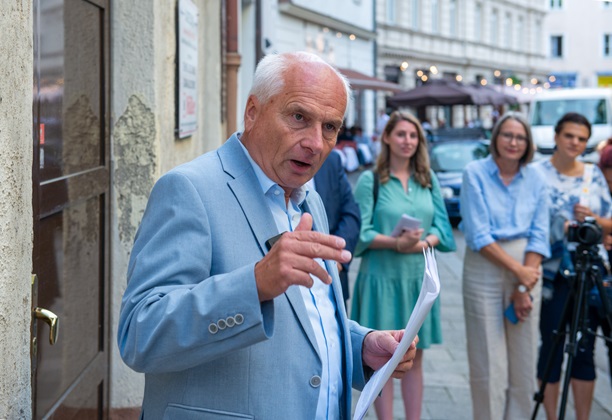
left=351, top=111, right=456, bottom=420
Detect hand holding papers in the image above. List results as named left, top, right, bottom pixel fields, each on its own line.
left=353, top=248, right=441, bottom=420
left=390, top=214, right=422, bottom=238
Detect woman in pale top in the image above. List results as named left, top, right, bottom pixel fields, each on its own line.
left=460, top=111, right=550, bottom=420
left=534, top=113, right=612, bottom=420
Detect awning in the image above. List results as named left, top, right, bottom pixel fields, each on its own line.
left=337, top=68, right=404, bottom=93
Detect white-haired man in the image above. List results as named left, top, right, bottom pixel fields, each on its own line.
left=118, top=51, right=418, bottom=419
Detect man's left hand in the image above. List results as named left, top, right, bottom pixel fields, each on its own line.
left=362, top=330, right=418, bottom=379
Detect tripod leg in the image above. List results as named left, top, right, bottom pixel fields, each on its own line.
left=558, top=270, right=591, bottom=420
left=532, top=279, right=572, bottom=420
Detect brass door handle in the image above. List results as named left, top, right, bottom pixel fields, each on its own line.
left=34, top=307, right=59, bottom=345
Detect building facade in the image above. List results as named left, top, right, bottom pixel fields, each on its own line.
left=544, top=0, right=612, bottom=88
left=376, top=0, right=550, bottom=126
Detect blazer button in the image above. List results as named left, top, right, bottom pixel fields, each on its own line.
left=208, top=323, right=218, bottom=334
left=217, top=319, right=227, bottom=330
left=234, top=313, right=244, bottom=325
left=309, top=375, right=322, bottom=388
left=226, top=316, right=235, bottom=327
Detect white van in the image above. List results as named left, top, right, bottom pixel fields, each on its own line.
left=528, top=88, right=612, bottom=162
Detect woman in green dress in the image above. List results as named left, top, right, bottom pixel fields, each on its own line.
left=351, top=111, right=456, bottom=420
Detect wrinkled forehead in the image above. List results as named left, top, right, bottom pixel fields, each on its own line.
left=283, top=62, right=348, bottom=110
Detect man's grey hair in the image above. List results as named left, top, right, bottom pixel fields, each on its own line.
left=248, top=51, right=352, bottom=117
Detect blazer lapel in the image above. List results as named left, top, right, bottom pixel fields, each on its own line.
left=219, top=135, right=320, bottom=356
left=219, top=136, right=278, bottom=254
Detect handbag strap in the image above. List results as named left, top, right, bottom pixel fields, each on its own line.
left=580, top=163, right=594, bottom=206
left=371, top=170, right=379, bottom=224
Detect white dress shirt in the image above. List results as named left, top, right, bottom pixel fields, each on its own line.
left=239, top=139, right=342, bottom=419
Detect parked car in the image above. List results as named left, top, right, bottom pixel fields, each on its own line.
left=429, top=139, right=490, bottom=226
left=428, top=127, right=488, bottom=142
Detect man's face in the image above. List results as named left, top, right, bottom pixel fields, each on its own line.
left=242, top=63, right=347, bottom=196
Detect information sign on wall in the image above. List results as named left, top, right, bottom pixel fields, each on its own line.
left=177, top=0, right=198, bottom=138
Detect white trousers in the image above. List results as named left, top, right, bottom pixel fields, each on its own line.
left=462, top=239, right=542, bottom=420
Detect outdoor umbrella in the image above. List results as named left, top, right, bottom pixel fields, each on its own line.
left=386, top=79, right=491, bottom=108
left=466, top=82, right=519, bottom=106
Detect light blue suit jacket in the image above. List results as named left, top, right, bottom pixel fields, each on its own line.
left=118, top=134, right=372, bottom=419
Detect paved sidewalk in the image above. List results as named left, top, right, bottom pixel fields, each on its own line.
left=348, top=229, right=612, bottom=419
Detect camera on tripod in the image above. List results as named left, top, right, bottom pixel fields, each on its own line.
left=566, top=217, right=603, bottom=248
left=532, top=215, right=612, bottom=420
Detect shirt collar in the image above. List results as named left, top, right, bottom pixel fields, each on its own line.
left=485, top=154, right=527, bottom=178
left=237, top=134, right=310, bottom=206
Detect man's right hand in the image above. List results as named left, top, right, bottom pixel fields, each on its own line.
left=254, top=213, right=352, bottom=302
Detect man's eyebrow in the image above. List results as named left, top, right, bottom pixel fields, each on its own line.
left=328, top=118, right=343, bottom=128
left=286, top=104, right=310, bottom=116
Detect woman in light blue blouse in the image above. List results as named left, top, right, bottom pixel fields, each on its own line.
left=460, top=112, right=550, bottom=420
left=534, top=113, right=612, bottom=420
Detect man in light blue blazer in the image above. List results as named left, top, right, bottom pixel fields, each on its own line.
left=118, top=51, right=417, bottom=419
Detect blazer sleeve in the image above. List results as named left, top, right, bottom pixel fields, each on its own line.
left=117, top=171, right=273, bottom=374
left=349, top=320, right=374, bottom=391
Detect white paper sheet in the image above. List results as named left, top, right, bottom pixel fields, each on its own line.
left=389, top=214, right=422, bottom=238
left=353, top=248, right=441, bottom=420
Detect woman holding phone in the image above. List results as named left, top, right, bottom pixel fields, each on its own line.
left=460, top=111, right=550, bottom=419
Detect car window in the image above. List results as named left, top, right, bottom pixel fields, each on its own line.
left=430, top=142, right=489, bottom=172
left=531, top=98, right=607, bottom=126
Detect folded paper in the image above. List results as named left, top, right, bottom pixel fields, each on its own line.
left=353, top=248, right=441, bottom=420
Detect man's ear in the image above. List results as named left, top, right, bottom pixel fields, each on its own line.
left=244, top=95, right=260, bottom=132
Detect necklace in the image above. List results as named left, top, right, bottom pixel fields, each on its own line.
left=499, top=173, right=515, bottom=184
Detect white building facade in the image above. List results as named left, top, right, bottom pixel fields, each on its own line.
left=544, top=0, right=612, bottom=88
left=376, top=0, right=550, bottom=126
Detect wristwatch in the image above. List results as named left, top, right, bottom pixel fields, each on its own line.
left=517, top=284, right=528, bottom=294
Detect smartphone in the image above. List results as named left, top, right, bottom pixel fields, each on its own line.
left=265, top=232, right=285, bottom=251
left=504, top=302, right=519, bottom=324
left=504, top=295, right=533, bottom=324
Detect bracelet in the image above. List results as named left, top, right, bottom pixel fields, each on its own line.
left=424, top=238, right=433, bottom=249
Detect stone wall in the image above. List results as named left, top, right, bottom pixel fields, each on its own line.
left=0, top=1, right=33, bottom=418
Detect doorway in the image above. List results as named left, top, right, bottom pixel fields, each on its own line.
left=32, top=0, right=110, bottom=418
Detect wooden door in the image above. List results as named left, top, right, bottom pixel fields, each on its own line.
left=32, top=0, right=110, bottom=418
